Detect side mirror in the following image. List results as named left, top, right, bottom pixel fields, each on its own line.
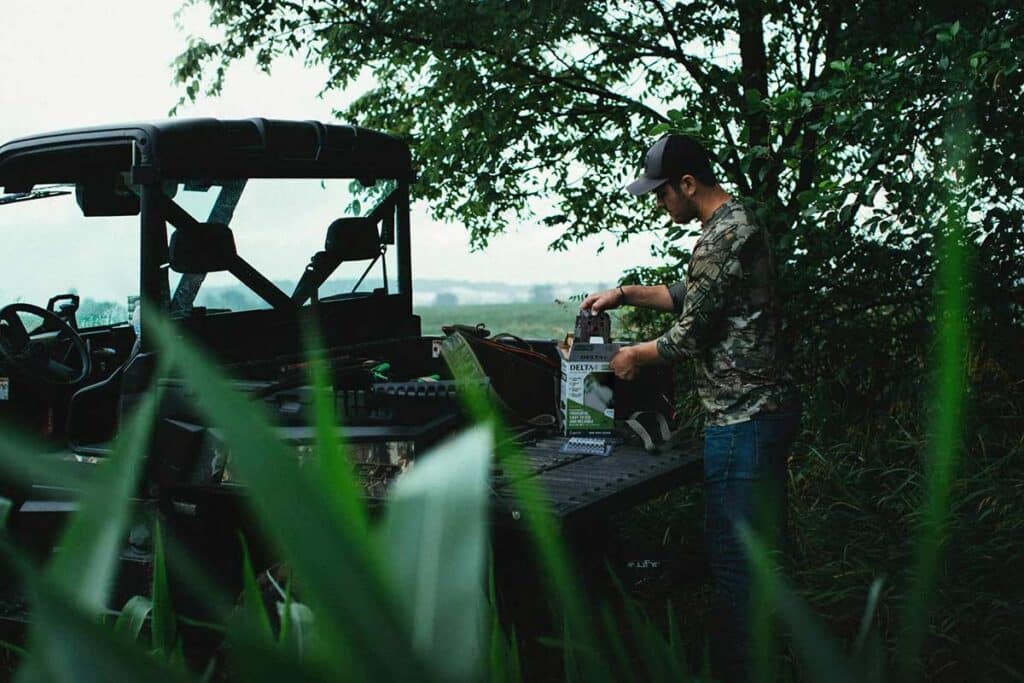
left=325, top=217, right=380, bottom=262
left=169, top=222, right=237, bottom=273
left=47, top=293, right=81, bottom=330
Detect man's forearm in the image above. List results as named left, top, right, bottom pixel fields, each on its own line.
left=620, top=284, right=676, bottom=312
left=629, top=340, right=667, bottom=366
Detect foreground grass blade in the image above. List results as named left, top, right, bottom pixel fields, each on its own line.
left=151, top=521, right=178, bottom=657
left=275, top=581, right=319, bottom=659
left=159, top=530, right=235, bottom=624
left=896, top=121, right=970, bottom=682
left=114, top=596, right=153, bottom=643
left=239, top=535, right=273, bottom=643
left=0, top=538, right=191, bottom=683
left=225, top=629, right=335, bottom=683
left=487, top=560, right=523, bottom=683
left=0, top=421, right=98, bottom=492
left=606, top=566, right=680, bottom=681
left=853, top=577, right=885, bottom=658
left=379, top=426, right=492, bottom=682
left=301, top=316, right=368, bottom=538
left=738, top=522, right=857, bottom=683
left=443, top=365, right=600, bottom=675
left=32, top=588, right=193, bottom=683
left=45, top=351, right=172, bottom=615
left=148, top=315, right=421, bottom=681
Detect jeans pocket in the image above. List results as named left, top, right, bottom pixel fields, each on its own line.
left=703, top=425, right=735, bottom=483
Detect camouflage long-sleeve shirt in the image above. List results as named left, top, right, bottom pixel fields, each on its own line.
left=656, top=198, right=797, bottom=426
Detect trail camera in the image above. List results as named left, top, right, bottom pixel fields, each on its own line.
left=574, top=309, right=611, bottom=343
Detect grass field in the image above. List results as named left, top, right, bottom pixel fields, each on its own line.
left=415, top=301, right=637, bottom=341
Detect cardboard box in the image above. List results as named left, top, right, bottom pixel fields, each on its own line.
left=558, top=335, right=620, bottom=436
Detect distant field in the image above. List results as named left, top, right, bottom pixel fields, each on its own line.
left=415, top=301, right=580, bottom=340
left=415, top=301, right=636, bottom=341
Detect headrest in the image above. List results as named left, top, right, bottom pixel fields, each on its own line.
left=169, top=222, right=237, bottom=273
left=75, top=176, right=140, bottom=217
left=324, top=217, right=380, bottom=261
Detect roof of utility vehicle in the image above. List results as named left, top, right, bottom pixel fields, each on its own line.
left=0, top=118, right=413, bottom=190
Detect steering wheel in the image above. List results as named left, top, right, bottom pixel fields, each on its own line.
left=0, top=303, right=91, bottom=386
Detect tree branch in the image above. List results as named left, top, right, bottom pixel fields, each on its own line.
left=332, top=1, right=670, bottom=126
left=645, top=0, right=751, bottom=194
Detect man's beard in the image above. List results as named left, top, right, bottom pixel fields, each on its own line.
left=676, top=197, right=699, bottom=224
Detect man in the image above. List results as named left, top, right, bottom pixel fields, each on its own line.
left=580, top=134, right=800, bottom=683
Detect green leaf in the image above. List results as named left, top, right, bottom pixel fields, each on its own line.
left=598, top=604, right=632, bottom=680
left=277, top=599, right=317, bottom=658
left=379, top=426, right=493, bottom=682
left=277, top=578, right=293, bottom=650
left=829, top=60, right=848, bottom=72
left=114, top=596, right=153, bottom=642
left=852, top=577, right=885, bottom=657
left=151, top=521, right=178, bottom=657
left=744, top=88, right=763, bottom=111
left=239, top=535, right=274, bottom=643
left=0, top=496, right=12, bottom=529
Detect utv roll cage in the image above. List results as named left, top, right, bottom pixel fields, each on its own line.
left=0, top=118, right=417, bottom=350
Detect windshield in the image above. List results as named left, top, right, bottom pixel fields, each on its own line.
left=0, top=184, right=139, bottom=328
left=165, top=177, right=399, bottom=313
left=0, top=178, right=400, bottom=327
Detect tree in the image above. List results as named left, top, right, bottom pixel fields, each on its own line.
left=530, top=284, right=554, bottom=303
left=434, top=291, right=459, bottom=306
left=173, top=0, right=1024, bottom=384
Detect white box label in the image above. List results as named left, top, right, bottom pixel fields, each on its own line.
left=559, top=341, right=620, bottom=435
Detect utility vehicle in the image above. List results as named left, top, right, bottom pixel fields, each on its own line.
left=0, top=119, right=699, bottom=611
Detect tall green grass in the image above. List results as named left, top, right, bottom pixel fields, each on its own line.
left=0, top=313, right=502, bottom=681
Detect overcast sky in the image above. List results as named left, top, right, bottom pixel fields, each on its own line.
left=0, top=0, right=668, bottom=293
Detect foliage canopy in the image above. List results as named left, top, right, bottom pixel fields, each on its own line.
left=174, top=0, right=1023, bottom=416
left=175, top=4, right=1018, bottom=246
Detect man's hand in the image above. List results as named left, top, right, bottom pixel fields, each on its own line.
left=579, top=287, right=624, bottom=314
left=609, top=341, right=665, bottom=380
left=609, top=345, right=640, bottom=380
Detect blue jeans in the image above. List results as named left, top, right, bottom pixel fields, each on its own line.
left=704, top=411, right=800, bottom=683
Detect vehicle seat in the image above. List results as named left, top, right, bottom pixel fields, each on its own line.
left=66, top=336, right=155, bottom=456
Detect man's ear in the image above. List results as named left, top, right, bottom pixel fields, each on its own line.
left=679, top=174, right=698, bottom=196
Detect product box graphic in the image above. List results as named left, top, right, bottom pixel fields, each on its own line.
left=558, top=337, right=620, bottom=436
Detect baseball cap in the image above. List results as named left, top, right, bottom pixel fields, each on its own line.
left=626, top=134, right=716, bottom=195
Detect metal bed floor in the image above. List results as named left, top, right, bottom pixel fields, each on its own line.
left=490, top=436, right=703, bottom=527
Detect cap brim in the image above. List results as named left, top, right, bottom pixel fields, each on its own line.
left=626, top=175, right=668, bottom=196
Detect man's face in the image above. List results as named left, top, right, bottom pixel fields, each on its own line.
left=654, top=178, right=699, bottom=224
